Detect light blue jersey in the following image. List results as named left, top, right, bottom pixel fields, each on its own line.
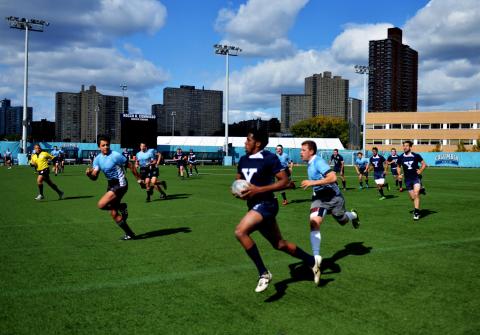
left=136, top=149, right=156, bottom=168
left=51, top=149, right=60, bottom=157
left=355, top=157, right=369, bottom=170
left=276, top=152, right=291, bottom=169
left=92, top=150, right=127, bottom=186
left=307, top=155, right=341, bottom=197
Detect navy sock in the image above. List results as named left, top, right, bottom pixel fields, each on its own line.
left=246, top=244, right=268, bottom=276
left=360, top=182, right=363, bottom=187
left=342, top=180, right=346, bottom=189
left=281, top=192, right=287, bottom=201
left=379, top=188, right=385, bottom=196
left=293, top=247, right=315, bottom=268
left=38, top=184, right=44, bottom=196
left=117, top=220, right=135, bottom=236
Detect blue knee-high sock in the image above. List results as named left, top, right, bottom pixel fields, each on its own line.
left=246, top=244, right=268, bottom=276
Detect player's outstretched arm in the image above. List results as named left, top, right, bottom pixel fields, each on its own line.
left=86, top=167, right=99, bottom=181
left=127, top=161, right=141, bottom=180
left=301, top=170, right=337, bottom=189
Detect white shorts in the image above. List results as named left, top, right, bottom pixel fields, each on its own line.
left=375, top=178, right=385, bottom=185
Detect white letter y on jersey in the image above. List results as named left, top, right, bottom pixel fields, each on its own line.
left=242, top=168, right=257, bottom=183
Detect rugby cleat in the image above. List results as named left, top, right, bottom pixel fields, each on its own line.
left=312, top=255, right=322, bottom=286
left=379, top=196, right=386, bottom=200
left=255, top=271, right=272, bottom=293
left=282, top=199, right=289, bottom=206
left=34, top=194, right=44, bottom=201
left=413, top=212, right=420, bottom=221
left=351, top=209, right=360, bottom=229
left=120, top=234, right=135, bottom=241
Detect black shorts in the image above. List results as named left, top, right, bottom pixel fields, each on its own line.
left=107, top=179, right=128, bottom=200
left=188, top=160, right=197, bottom=165
left=149, top=167, right=159, bottom=178
left=333, top=166, right=343, bottom=174
left=140, top=166, right=159, bottom=179
left=52, top=157, right=58, bottom=164
left=176, top=160, right=185, bottom=168
left=5, top=156, right=12, bottom=161
left=37, top=168, right=50, bottom=178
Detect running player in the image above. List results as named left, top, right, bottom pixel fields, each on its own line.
left=368, top=147, right=390, bottom=200
left=173, top=148, right=187, bottom=178
left=29, top=144, right=64, bottom=201
left=234, top=129, right=321, bottom=292
left=329, top=149, right=346, bottom=190
left=354, top=152, right=369, bottom=189
left=187, top=149, right=199, bottom=176
left=397, top=141, right=427, bottom=221
left=122, top=148, right=130, bottom=168
left=86, top=135, right=139, bottom=240
left=135, top=143, right=167, bottom=202
left=387, top=148, right=403, bottom=191
left=4, top=148, right=12, bottom=169
left=300, top=140, right=359, bottom=277
left=51, top=146, right=61, bottom=176
left=58, top=148, right=65, bottom=173
left=275, top=144, right=294, bottom=205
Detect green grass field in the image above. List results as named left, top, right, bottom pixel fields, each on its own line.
left=1, top=164, right=479, bottom=334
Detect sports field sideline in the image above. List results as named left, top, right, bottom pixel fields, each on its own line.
left=1, top=165, right=479, bottom=334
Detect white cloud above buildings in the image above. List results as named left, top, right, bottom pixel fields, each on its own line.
left=215, top=0, right=480, bottom=121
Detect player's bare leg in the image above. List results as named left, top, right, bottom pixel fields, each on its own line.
left=145, top=176, right=152, bottom=202
left=410, top=184, right=421, bottom=221
left=97, top=191, right=135, bottom=239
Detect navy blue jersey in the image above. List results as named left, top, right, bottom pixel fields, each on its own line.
left=369, top=155, right=386, bottom=173
left=398, top=152, right=424, bottom=179
left=237, top=150, right=283, bottom=204
left=387, top=155, right=399, bottom=169
left=174, top=152, right=184, bottom=160
left=330, top=154, right=344, bottom=169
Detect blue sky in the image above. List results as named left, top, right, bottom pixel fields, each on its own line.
left=0, top=0, right=479, bottom=122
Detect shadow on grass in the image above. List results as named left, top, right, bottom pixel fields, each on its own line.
left=265, top=242, right=372, bottom=303
left=152, top=193, right=191, bottom=201
left=287, top=199, right=311, bottom=204
left=384, top=194, right=398, bottom=199
left=134, top=227, right=192, bottom=240
left=408, top=208, right=437, bottom=218
left=62, top=195, right=95, bottom=200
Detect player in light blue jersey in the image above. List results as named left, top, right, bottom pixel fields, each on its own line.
left=50, top=146, right=61, bottom=176
left=354, top=152, right=370, bottom=189
left=300, top=140, right=360, bottom=280
left=4, top=148, right=13, bottom=169
left=86, top=135, right=140, bottom=240
left=136, top=143, right=166, bottom=202
left=275, top=144, right=295, bottom=205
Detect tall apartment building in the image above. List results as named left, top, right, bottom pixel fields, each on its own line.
left=280, top=94, right=311, bottom=133
left=152, top=103, right=168, bottom=135
left=0, top=98, right=33, bottom=137
left=56, top=85, right=127, bottom=142
left=305, top=71, right=349, bottom=119
left=348, top=98, right=362, bottom=149
left=161, top=85, right=222, bottom=136
left=368, top=27, right=418, bottom=112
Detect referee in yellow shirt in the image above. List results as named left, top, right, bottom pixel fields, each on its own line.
left=30, top=144, right=64, bottom=200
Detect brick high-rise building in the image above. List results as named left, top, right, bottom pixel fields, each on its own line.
left=368, top=27, right=418, bottom=112
left=0, top=98, right=32, bottom=138
left=305, top=71, right=349, bottom=119
left=56, top=85, right=127, bottom=142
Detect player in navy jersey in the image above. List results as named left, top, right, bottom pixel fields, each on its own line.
left=122, top=148, right=130, bottom=168
left=275, top=144, right=295, bottom=205
left=396, top=141, right=427, bottom=221
left=187, top=149, right=199, bottom=176
left=136, top=143, right=167, bottom=202
left=173, top=148, right=188, bottom=178
left=301, top=140, right=359, bottom=279
left=368, top=147, right=390, bottom=200
left=234, top=129, right=321, bottom=293
left=4, top=149, right=13, bottom=169
left=387, top=148, right=403, bottom=191
left=354, top=152, right=369, bottom=189
left=86, top=135, right=140, bottom=240
left=329, top=149, right=346, bottom=190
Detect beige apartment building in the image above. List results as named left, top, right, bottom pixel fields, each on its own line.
left=366, top=110, right=480, bottom=152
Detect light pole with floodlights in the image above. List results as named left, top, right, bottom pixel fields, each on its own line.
left=5, top=16, right=49, bottom=153
left=120, top=84, right=127, bottom=114
left=171, top=111, right=176, bottom=136
left=354, top=65, right=372, bottom=155
left=213, top=44, right=241, bottom=160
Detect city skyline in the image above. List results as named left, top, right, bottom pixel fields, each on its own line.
left=0, top=0, right=478, bottom=122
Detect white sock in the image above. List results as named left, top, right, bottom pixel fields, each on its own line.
left=310, top=230, right=321, bottom=256
left=345, top=211, right=357, bottom=221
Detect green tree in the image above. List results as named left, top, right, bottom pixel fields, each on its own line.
left=472, top=136, right=480, bottom=152
left=290, top=116, right=349, bottom=147
left=455, top=140, right=467, bottom=152
left=431, top=143, right=442, bottom=152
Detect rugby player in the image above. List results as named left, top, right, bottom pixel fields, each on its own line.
left=51, top=146, right=61, bottom=176
left=4, top=148, right=12, bottom=169
left=368, top=147, right=390, bottom=200
left=329, top=149, right=346, bottom=190
left=396, top=141, right=427, bottom=221
left=173, top=148, right=188, bottom=178
left=234, top=129, right=321, bottom=292
left=135, top=143, right=167, bottom=202
left=187, top=149, right=199, bottom=176
left=86, top=135, right=139, bottom=240
left=354, top=152, right=369, bottom=189
left=387, top=148, right=403, bottom=191
left=30, top=144, right=64, bottom=200
left=275, top=144, right=294, bottom=205
left=300, top=140, right=359, bottom=277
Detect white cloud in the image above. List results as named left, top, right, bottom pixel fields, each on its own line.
left=215, top=0, right=309, bottom=57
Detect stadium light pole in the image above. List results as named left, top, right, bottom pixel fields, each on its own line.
left=171, top=111, right=176, bottom=136
left=95, top=105, right=99, bottom=142
left=354, top=65, right=372, bottom=155
left=5, top=16, right=49, bottom=153
left=120, top=83, right=127, bottom=114
left=213, top=44, right=242, bottom=158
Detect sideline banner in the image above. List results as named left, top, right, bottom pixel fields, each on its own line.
left=419, top=152, right=480, bottom=168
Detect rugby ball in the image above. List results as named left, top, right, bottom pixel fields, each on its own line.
left=231, top=179, right=251, bottom=197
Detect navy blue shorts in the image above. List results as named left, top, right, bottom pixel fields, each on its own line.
left=359, top=169, right=368, bottom=177
left=405, top=177, right=421, bottom=191
left=391, top=168, right=398, bottom=176
left=333, top=166, right=343, bottom=173
left=107, top=179, right=128, bottom=200
left=249, top=199, right=279, bottom=223
left=374, top=171, right=385, bottom=180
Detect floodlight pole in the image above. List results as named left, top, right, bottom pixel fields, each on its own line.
left=5, top=17, right=49, bottom=153
left=171, top=111, right=176, bottom=136
left=354, top=65, right=372, bottom=155
left=95, top=105, right=99, bottom=142
left=214, top=44, right=242, bottom=158
left=120, top=84, right=127, bottom=114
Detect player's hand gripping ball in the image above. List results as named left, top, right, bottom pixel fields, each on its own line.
left=231, top=179, right=251, bottom=198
